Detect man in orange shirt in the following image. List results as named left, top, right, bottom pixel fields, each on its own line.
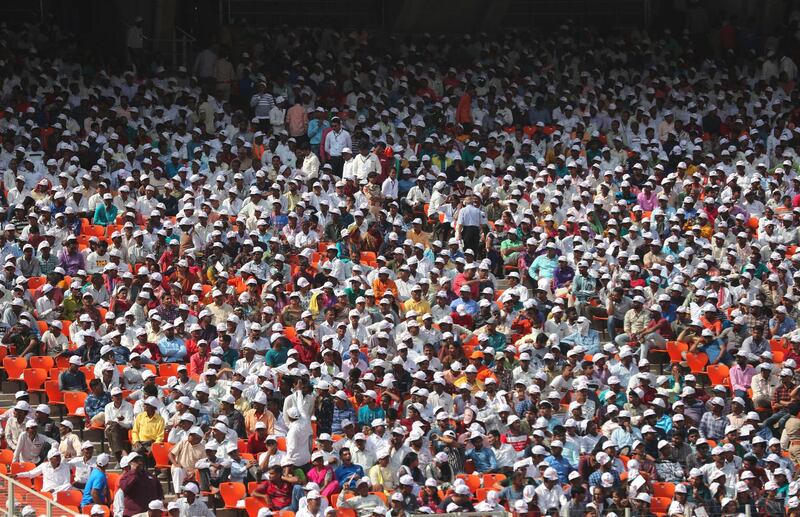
left=456, top=85, right=475, bottom=128
left=699, top=304, right=723, bottom=335
left=406, top=218, right=430, bottom=248
left=372, top=267, right=398, bottom=300
left=469, top=350, right=498, bottom=384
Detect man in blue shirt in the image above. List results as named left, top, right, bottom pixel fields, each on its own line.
left=450, top=285, right=479, bottom=316
left=464, top=431, right=498, bottom=473
left=81, top=453, right=111, bottom=509
left=334, top=447, right=365, bottom=490
left=59, top=356, right=88, bottom=392
left=587, top=452, right=620, bottom=487
left=769, top=306, right=796, bottom=338
left=545, top=440, right=575, bottom=483
left=331, top=393, right=356, bottom=434
left=483, top=318, right=507, bottom=352
left=356, top=391, right=385, bottom=426
left=85, top=379, right=112, bottom=421
left=157, top=323, right=186, bottom=362
left=528, top=243, right=559, bottom=290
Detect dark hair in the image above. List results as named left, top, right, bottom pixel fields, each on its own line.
left=402, top=452, right=418, bottom=467
left=89, top=378, right=102, bottom=389
left=143, top=383, right=158, bottom=397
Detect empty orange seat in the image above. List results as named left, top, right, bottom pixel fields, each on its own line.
left=220, top=482, right=246, bottom=509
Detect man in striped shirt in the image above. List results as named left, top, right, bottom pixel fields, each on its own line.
left=250, top=81, right=275, bottom=132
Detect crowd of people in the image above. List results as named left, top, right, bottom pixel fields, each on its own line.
left=2, top=9, right=800, bottom=517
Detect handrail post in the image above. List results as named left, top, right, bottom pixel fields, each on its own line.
left=1, top=474, right=79, bottom=516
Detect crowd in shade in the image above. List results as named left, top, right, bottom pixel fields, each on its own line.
left=2, top=8, right=800, bottom=517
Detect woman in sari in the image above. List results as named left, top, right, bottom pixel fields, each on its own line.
left=306, top=451, right=338, bottom=498
left=361, top=221, right=383, bottom=253
left=271, top=282, right=290, bottom=313
left=336, top=225, right=362, bottom=264
left=280, top=292, right=304, bottom=327
left=108, top=285, right=131, bottom=316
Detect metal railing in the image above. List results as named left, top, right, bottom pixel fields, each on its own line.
left=1, top=473, right=80, bottom=517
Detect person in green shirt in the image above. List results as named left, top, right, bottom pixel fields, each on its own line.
left=265, top=336, right=290, bottom=367
left=344, top=277, right=365, bottom=306
left=219, top=334, right=239, bottom=367
left=92, top=195, right=119, bottom=226
left=483, top=318, right=507, bottom=352
left=500, top=231, right=525, bottom=266
left=61, top=282, right=83, bottom=321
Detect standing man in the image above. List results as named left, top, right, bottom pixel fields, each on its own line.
left=126, top=17, right=144, bottom=71
left=324, top=117, right=352, bottom=177
left=285, top=407, right=313, bottom=470
left=119, top=453, right=163, bottom=517
left=250, top=81, right=275, bottom=133
left=455, top=196, right=486, bottom=258
left=287, top=99, right=309, bottom=144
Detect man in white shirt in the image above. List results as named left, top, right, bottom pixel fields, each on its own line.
left=381, top=169, right=399, bottom=200
left=405, top=176, right=430, bottom=211
left=16, top=448, right=74, bottom=494
left=35, top=284, right=60, bottom=323
left=535, top=467, right=566, bottom=512
left=284, top=407, right=312, bottom=467
left=352, top=142, right=381, bottom=181
left=104, top=387, right=134, bottom=461
left=294, top=219, right=320, bottom=251
left=324, top=117, right=352, bottom=176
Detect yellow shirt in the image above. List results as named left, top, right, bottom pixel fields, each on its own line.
left=234, top=397, right=251, bottom=415
left=132, top=412, right=165, bottom=443
left=406, top=229, right=430, bottom=248
left=402, top=298, right=431, bottom=320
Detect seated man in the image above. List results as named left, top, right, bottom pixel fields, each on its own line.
left=560, top=316, right=601, bottom=355
left=131, top=396, right=165, bottom=458
left=195, top=441, right=231, bottom=492
left=84, top=379, right=112, bottom=428
left=15, top=448, right=74, bottom=494
left=253, top=465, right=294, bottom=510
left=168, top=426, right=205, bottom=494
left=13, top=419, right=57, bottom=463
left=337, top=476, right=386, bottom=517
left=59, top=356, right=88, bottom=392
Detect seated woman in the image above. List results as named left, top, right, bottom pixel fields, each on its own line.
left=306, top=450, right=339, bottom=499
